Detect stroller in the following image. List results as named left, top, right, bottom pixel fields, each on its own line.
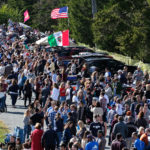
left=0, top=94, right=7, bottom=112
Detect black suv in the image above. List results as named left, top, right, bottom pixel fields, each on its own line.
left=81, top=57, right=136, bottom=74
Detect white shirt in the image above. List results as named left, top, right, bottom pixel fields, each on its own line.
left=105, top=87, right=112, bottom=98
left=72, top=95, right=78, bottom=103
left=0, top=66, right=5, bottom=75
left=51, top=88, right=59, bottom=101
left=66, top=88, right=71, bottom=100
left=99, top=94, right=109, bottom=104
left=13, top=66, right=18, bottom=73
left=116, top=103, right=123, bottom=115
left=52, top=74, right=57, bottom=83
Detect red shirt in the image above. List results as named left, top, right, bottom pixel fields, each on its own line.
left=60, top=87, right=66, bottom=96
left=31, top=129, right=43, bottom=150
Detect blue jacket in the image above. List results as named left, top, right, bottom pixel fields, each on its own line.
left=134, top=138, right=145, bottom=150
left=85, top=141, right=99, bottom=150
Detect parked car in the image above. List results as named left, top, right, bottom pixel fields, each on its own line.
left=81, top=57, right=136, bottom=74
left=50, top=47, right=96, bottom=65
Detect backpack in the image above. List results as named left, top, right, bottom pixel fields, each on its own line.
left=13, top=127, right=24, bottom=143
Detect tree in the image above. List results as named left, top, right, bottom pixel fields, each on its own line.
left=0, top=4, right=21, bottom=24
left=31, top=0, right=59, bottom=32
left=92, top=0, right=150, bottom=62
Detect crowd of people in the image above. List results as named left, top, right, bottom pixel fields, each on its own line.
left=0, top=21, right=150, bottom=150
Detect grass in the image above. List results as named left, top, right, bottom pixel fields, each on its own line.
left=0, top=121, right=9, bottom=143
left=79, top=43, right=150, bottom=71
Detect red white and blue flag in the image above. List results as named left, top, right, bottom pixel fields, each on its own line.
left=51, top=7, right=68, bottom=19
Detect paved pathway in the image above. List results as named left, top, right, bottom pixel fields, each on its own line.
left=0, top=95, right=27, bottom=133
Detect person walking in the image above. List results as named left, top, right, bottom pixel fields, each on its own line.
left=125, top=116, right=137, bottom=149
left=96, top=130, right=106, bottom=150
left=23, top=79, right=32, bottom=107
left=31, top=123, right=43, bottom=150
left=112, top=116, right=128, bottom=139
left=132, top=132, right=145, bottom=150
left=8, top=79, right=19, bottom=108
left=62, top=121, right=73, bottom=145
left=85, top=135, right=99, bottom=150
left=111, top=133, right=126, bottom=150
left=23, top=110, right=31, bottom=142
left=41, top=123, right=57, bottom=150
left=55, top=113, right=64, bottom=147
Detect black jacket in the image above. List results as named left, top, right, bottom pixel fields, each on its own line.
left=41, top=128, right=57, bottom=147
left=23, top=83, right=32, bottom=96
left=8, top=84, right=19, bottom=93
left=126, top=122, right=137, bottom=138
left=135, top=118, right=147, bottom=128
left=77, top=106, right=87, bottom=123
left=56, top=118, right=64, bottom=132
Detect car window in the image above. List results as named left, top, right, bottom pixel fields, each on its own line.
left=58, top=51, right=70, bottom=57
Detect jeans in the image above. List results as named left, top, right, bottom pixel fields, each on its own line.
left=42, top=97, right=47, bottom=107
left=60, top=96, right=66, bottom=102
left=10, top=94, right=18, bottom=106
left=23, top=125, right=30, bottom=142
left=31, top=125, right=35, bottom=131
left=56, top=132, right=62, bottom=147
left=19, top=86, right=24, bottom=97
left=24, top=94, right=31, bottom=106
left=126, top=137, right=132, bottom=149
left=45, top=145, right=55, bottom=150
left=0, top=96, right=6, bottom=109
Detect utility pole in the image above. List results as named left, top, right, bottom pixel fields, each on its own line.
left=91, top=0, right=97, bottom=50
left=91, top=0, right=97, bottom=18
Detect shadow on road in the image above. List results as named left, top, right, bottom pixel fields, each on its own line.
left=7, top=105, right=27, bottom=109
left=5, top=111, right=24, bottom=115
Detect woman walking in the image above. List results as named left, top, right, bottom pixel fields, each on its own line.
left=8, top=79, right=19, bottom=108
left=23, top=79, right=32, bottom=107
left=23, top=110, right=31, bottom=142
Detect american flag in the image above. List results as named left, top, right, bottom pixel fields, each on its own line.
left=51, top=7, right=68, bottom=19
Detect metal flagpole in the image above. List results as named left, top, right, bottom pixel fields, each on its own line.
left=67, top=6, right=69, bottom=27
left=91, top=0, right=97, bottom=51
left=91, top=0, right=97, bottom=18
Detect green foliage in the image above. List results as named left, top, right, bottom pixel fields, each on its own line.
left=0, top=121, right=9, bottom=143
left=69, top=0, right=94, bottom=46
left=147, top=0, right=150, bottom=5
left=31, top=0, right=59, bottom=31
left=0, top=4, right=21, bottom=24
left=92, top=0, right=150, bottom=62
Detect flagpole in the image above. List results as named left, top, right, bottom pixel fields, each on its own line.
left=67, top=6, right=69, bottom=27
left=91, top=0, right=97, bottom=51
left=68, top=18, right=69, bottom=27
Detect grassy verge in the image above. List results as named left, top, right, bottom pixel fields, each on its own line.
left=0, top=121, right=9, bottom=143
left=79, top=43, right=150, bottom=71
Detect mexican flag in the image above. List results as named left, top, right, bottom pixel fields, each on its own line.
left=48, top=30, right=69, bottom=47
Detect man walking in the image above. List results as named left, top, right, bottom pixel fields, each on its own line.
left=41, top=123, right=58, bottom=150
left=111, top=133, right=126, bottom=150
left=112, top=116, right=128, bottom=139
